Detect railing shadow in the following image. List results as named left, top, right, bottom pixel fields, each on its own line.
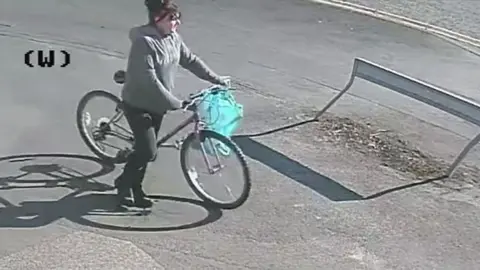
left=363, top=175, right=448, bottom=200
left=232, top=136, right=363, bottom=201
left=232, top=136, right=447, bottom=201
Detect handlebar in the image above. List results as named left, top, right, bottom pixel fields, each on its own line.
left=182, top=78, right=233, bottom=112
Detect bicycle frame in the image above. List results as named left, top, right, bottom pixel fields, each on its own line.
left=95, top=84, right=230, bottom=156
left=87, top=87, right=232, bottom=175
left=100, top=105, right=223, bottom=173
left=156, top=111, right=200, bottom=148
left=98, top=106, right=202, bottom=149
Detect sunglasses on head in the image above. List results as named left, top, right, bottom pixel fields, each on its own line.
left=169, top=12, right=181, bottom=21
left=155, top=9, right=181, bottom=22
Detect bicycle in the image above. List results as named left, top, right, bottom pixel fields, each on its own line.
left=75, top=70, right=251, bottom=209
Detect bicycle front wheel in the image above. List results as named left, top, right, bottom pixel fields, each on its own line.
left=180, top=130, right=251, bottom=209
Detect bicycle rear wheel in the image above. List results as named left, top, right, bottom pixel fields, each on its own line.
left=76, top=90, right=134, bottom=164
left=180, top=130, right=251, bottom=209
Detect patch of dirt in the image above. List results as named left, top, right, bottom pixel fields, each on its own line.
left=284, top=111, right=480, bottom=190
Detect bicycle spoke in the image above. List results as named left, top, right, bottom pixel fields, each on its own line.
left=112, top=123, right=133, bottom=136
left=96, top=140, right=124, bottom=151
left=224, top=185, right=234, bottom=200
left=96, top=141, right=106, bottom=151
left=109, top=111, right=124, bottom=124
left=105, top=130, right=134, bottom=142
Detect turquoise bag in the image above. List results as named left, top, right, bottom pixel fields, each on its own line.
left=197, top=88, right=243, bottom=156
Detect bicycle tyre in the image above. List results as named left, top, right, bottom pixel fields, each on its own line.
left=76, top=90, right=126, bottom=164
left=180, top=130, right=251, bottom=209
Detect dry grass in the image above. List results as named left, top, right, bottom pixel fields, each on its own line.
left=286, top=111, right=480, bottom=189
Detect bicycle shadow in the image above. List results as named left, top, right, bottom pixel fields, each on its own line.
left=0, top=153, right=222, bottom=232
left=67, top=193, right=223, bottom=232
left=0, top=153, right=115, bottom=191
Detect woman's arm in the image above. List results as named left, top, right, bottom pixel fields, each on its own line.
left=179, top=41, right=224, bottom=85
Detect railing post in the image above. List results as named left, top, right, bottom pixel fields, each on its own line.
left=314, top=59, right=359, bottom=120
left=446, top=133, right=480, bottom=176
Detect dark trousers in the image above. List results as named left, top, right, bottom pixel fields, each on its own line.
left=118, top=102, right=164, bottom=190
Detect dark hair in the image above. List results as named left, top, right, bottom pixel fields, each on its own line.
left=145, top=0, right=179, bottom=23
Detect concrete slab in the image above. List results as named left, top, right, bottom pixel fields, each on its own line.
left=0, top=231, right=163, bottom=269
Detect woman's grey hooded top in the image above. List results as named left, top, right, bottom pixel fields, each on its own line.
left=121, top=24, right=223, bottom=114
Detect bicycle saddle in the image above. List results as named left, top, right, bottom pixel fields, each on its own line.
left=113, top=70, right=126, bottom=84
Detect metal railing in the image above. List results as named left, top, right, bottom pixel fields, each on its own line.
left=314, top=58, right=480, bottom=176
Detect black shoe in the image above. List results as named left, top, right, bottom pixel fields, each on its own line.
left=132, top=186, right=153, bottom=208
left=133, top=196, right=153, bottom=208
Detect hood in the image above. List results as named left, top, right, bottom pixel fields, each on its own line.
left=128, top=24, right=159, bottom=42
left=128, top=24, right=178, bottom=42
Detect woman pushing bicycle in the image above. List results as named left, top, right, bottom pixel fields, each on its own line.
left=116, top=0, right=230, bottom=208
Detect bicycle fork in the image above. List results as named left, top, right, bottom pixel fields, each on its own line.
left=199, top=136, right=224, bottom=174
left=193, top=121, right=225, bottom=175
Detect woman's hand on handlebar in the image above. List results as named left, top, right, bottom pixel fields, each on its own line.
left=216, top=76, right=231, bottom=88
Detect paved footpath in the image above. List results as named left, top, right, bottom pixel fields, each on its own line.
left=0, top=0, right=479, bottom=269
left=342, top=0, right=480, bottom=40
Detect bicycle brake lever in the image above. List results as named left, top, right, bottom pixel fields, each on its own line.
left=182, top=100, right=195, bottom=112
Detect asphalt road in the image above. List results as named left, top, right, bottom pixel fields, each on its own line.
left=1, top=0, right=480, bottom=269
